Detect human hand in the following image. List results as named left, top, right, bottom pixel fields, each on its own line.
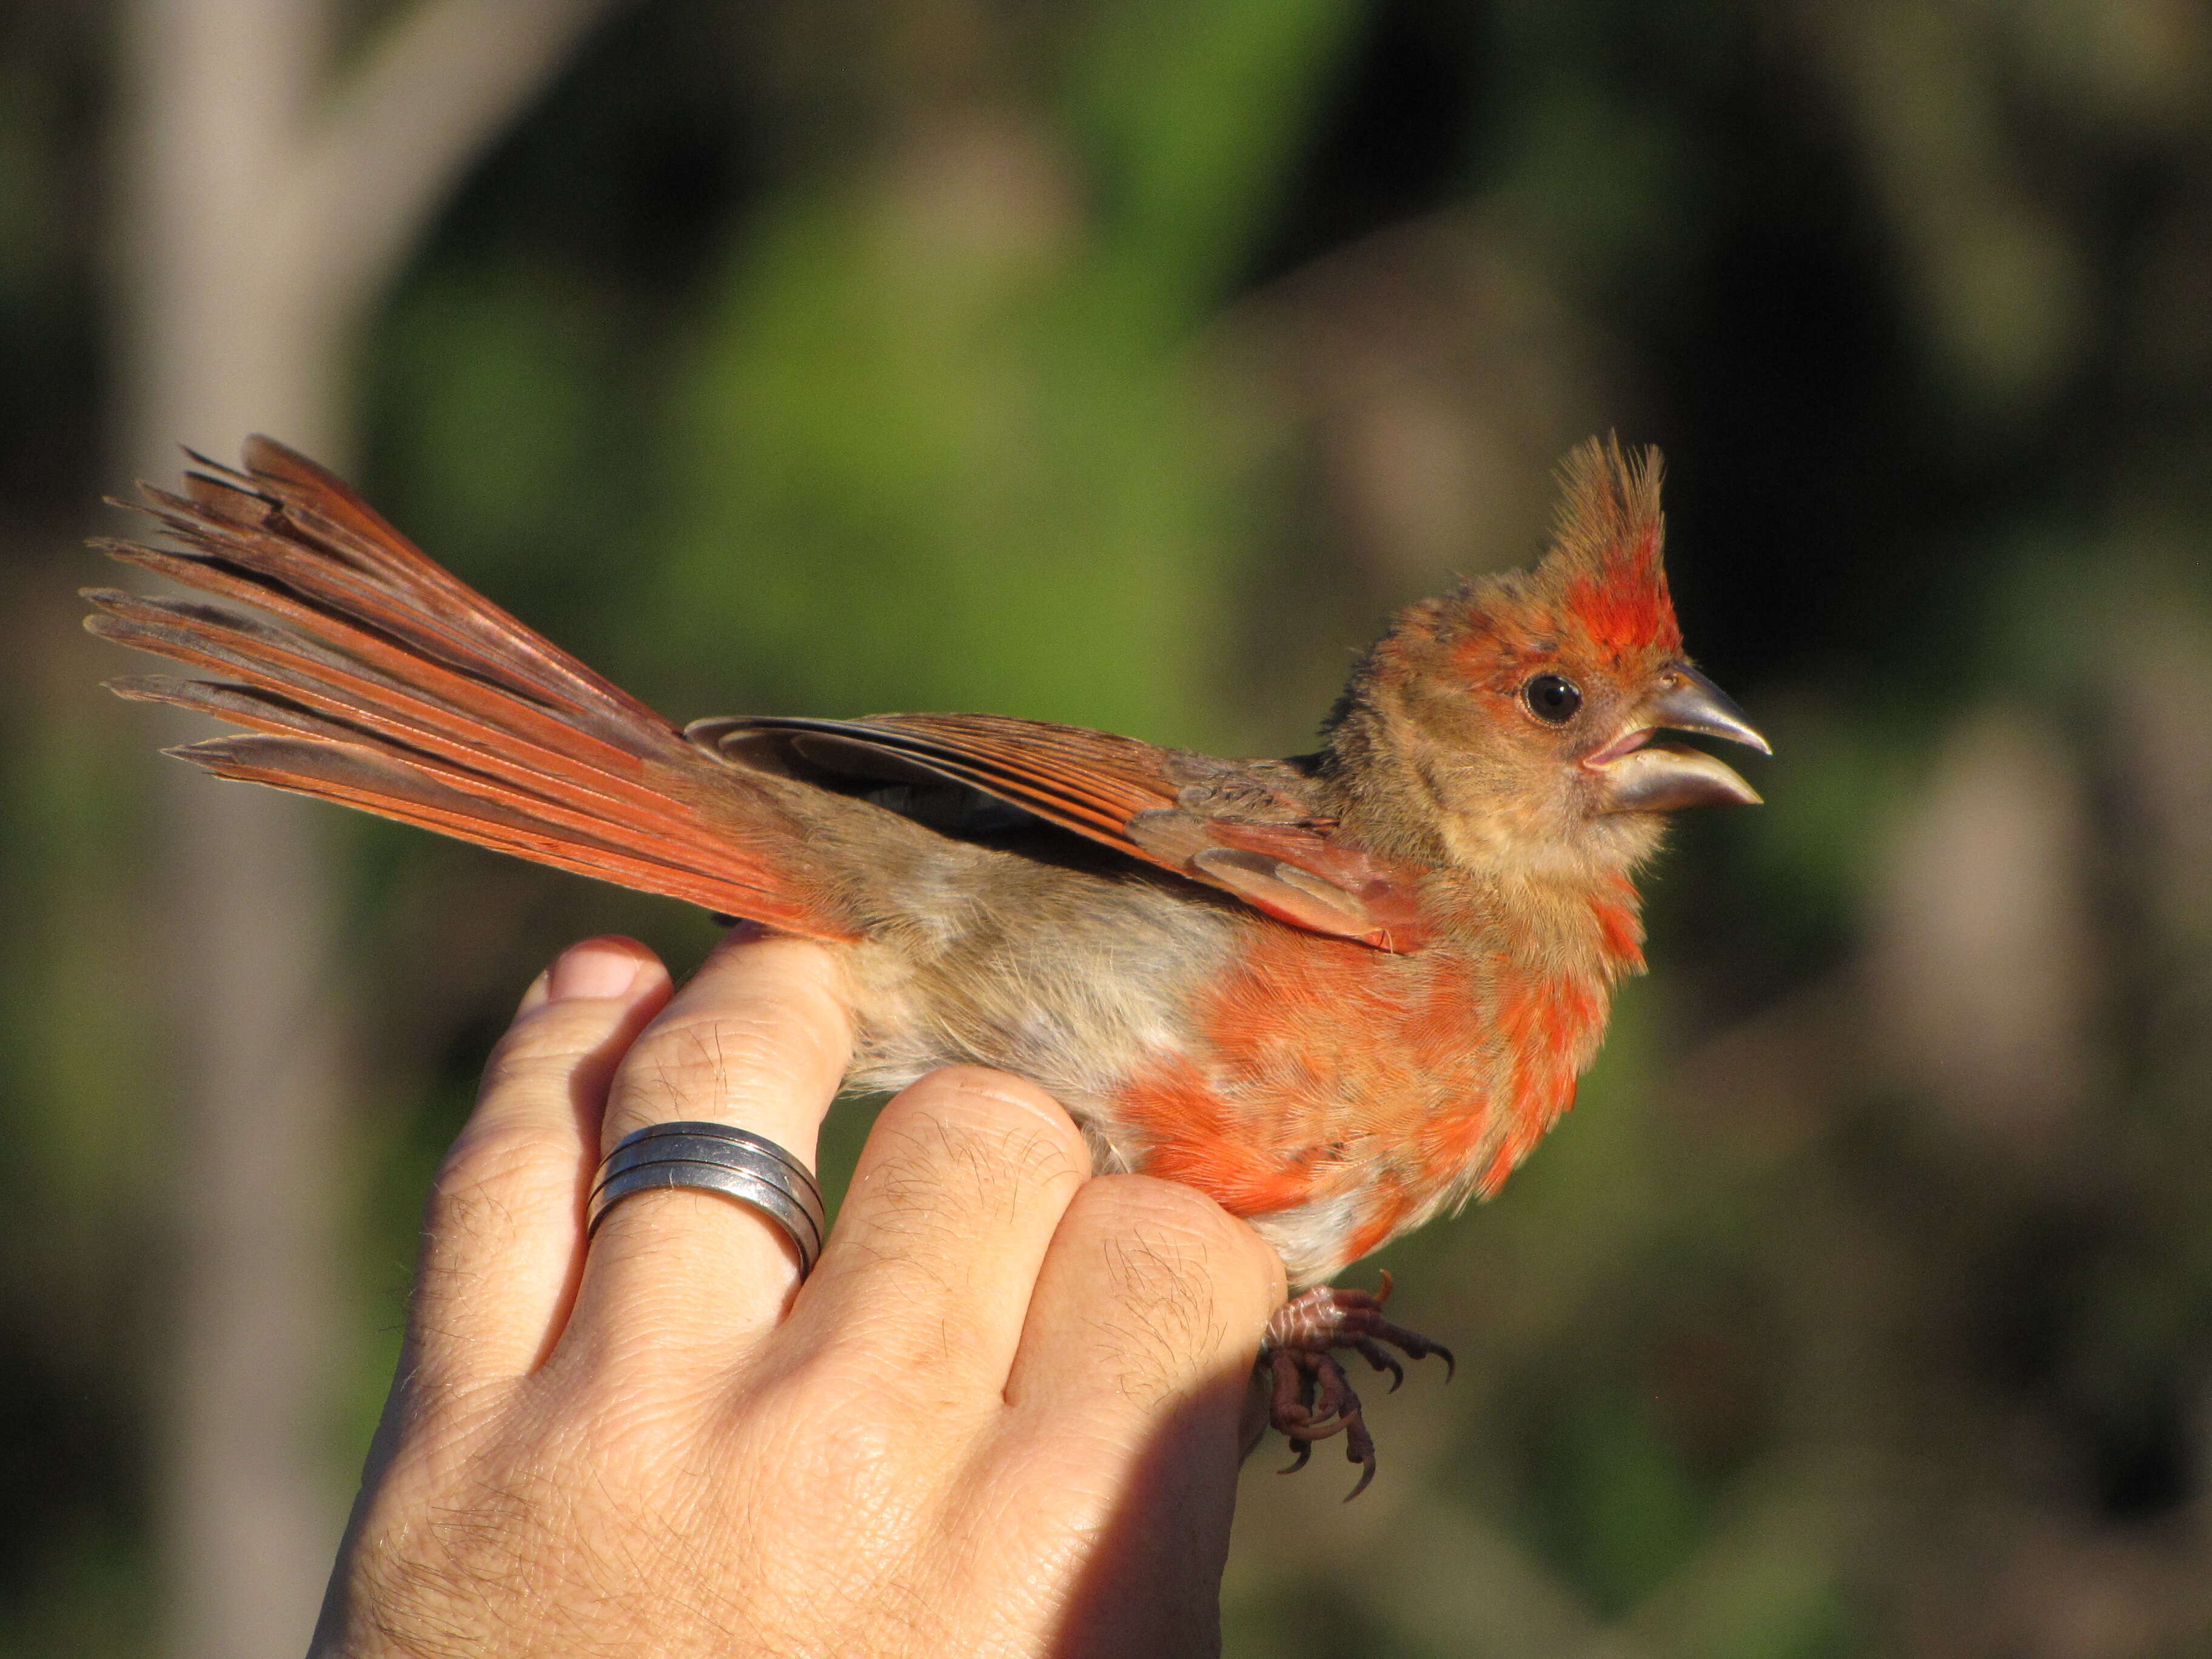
left=310, top=928, right=1285, bottom=1658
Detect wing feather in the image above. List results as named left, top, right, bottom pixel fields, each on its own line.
left=692, top=712, right=1431, bottom=951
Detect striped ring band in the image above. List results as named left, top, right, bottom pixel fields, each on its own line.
left=588, top=1121, right=828, bottom=1278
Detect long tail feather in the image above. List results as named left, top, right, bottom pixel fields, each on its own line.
left=88, top=437, right=855, bottom=939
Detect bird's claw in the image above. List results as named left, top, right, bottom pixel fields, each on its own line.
left=1259, top=1272, right=1454, bottom=1501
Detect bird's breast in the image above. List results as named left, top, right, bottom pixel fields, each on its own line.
left=1104, top=904, right=1621, bottom=1285
left=837, top=850, right=1634, bottom=1287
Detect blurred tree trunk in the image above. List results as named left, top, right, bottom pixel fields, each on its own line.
left=110, top=3, right=624, bottom=1655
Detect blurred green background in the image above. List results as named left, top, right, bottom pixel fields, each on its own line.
left=5, top=0, right=2212, bottom=1654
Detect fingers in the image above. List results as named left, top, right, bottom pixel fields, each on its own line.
left=788, top=1067, right=1091, bottom=1393
left=409, top=919, right=1279, bottom=1495
left=405, top=937, right=671, bottom=1395
left=561, top=928, right=853, bottom=1372
left=967, top=1176, right=1283, bottom=1651
left=1002, top=1175, right=1284, bottom=1448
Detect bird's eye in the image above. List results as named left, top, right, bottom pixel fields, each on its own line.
left=1523, top=673, right=1583, bottom=723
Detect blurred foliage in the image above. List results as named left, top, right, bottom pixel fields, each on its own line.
left=4, top=0, right=2212, bottom=1653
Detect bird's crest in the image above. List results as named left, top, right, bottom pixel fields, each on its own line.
left=1339, top=435, right=1686, bottom=704
left=1538, top=436, right=1681, bottom=658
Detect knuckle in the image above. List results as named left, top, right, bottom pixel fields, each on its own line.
left=1061, top=1176, right=1278, bottom=1393
left=474, top=1028, right=624, bottom=1128
left=1091, top=1174, right=1284, bottom=1298
left=845, top=1093, right=1084, bottom=1258
left=616, top=1008, right=830, bottom=1113
left=408, top=1131, right=581, bottom=1367
left=482, top=998, right=629, bottom=1082
left=1076, top=1171, right=1235, bottom=1250
left=895, top=1067, right=1088, bottom=1161
left=426, top=1122, right=578, bottom=1241
left=475, top=1040, right=578, bottom=1106
left=411, top=1150, right=571, bottom=1336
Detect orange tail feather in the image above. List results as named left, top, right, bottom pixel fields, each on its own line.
left=87, top=437, right=853, bottom=939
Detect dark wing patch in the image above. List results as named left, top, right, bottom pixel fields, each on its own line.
left=689, top=712, right=1431, bottom=951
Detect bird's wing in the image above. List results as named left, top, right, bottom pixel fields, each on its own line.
left=688, top=712, right=1430, bottom=951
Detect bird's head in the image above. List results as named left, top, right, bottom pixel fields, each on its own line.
left=1329, top=437, right=1768, bottom=877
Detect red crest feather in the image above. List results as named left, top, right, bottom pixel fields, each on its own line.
left=1348, top=435, right=1686, bottom=703
left=1543, top=437, right=1681, bottom=658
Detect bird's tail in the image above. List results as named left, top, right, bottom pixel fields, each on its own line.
left=84, top=436, right=854, bottom=939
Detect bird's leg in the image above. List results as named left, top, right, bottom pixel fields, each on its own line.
left=1259, top=1270, right=1454, bottom=1500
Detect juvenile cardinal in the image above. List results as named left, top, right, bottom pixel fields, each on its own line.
left=86, top=434, right=1765, bottom=1495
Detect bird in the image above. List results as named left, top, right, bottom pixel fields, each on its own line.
left=85, top=432, right=1766, bottom=1496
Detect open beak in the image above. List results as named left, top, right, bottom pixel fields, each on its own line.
left=1589, top=665, right=1769, bottom=813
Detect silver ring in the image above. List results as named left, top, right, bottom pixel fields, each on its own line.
left=588, top=1121, right=828, bottom=1278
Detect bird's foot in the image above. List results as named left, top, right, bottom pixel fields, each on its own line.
left=1261, top=1270, right=1454, bottom=1501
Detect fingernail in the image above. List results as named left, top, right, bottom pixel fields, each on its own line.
left=515, top=968, right=553, bottom=1014
left=546, top=939, right=648, bottom=1002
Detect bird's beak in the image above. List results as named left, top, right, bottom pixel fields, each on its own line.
left=1588, top=665, right=1768, bottom=813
